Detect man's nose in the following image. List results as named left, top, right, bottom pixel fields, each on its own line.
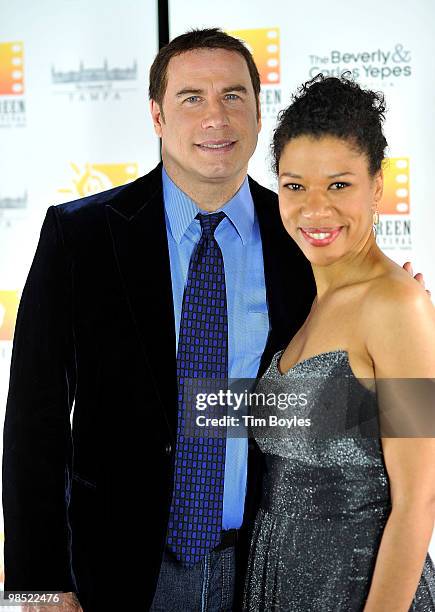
left=201, top=100, right=230, bottom=130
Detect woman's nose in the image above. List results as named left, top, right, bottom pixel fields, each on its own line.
left=301, top=191, right=332, bottom=218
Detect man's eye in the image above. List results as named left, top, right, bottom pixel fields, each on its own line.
left=284, top=183, right=304, bottom=191
left=225, top=94, right=240, bottom=101
left=185, top=96, right=201, bottom=103
left=330, top=182, right=350, bottom=190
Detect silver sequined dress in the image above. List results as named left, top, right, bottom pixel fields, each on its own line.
left=243, top=350, right=435, bottom=611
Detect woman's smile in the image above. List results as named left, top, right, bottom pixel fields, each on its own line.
left=299, top=226, right=343, bottom=246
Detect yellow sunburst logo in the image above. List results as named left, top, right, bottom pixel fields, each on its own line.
left=58, top=163, right=139, bottom=198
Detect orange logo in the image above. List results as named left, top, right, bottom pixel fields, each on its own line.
left=58, top=163, right=139, bottom=198
left=0, top=290, right=20, bottom=341
left=0, top=42, right=24, bottom=95
left=228, top=28, right=280, bottom=85
left=380, top=158, right=410, bottom=215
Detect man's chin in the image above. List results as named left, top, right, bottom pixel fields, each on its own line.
left=194, top=160, right=245, bottom=182
left=198, top=168, right=235, bottom=181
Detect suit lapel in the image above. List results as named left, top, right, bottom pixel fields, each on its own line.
left=105, top=163, right=178, bottom=440
left=250, top=178, right=287, bottom=376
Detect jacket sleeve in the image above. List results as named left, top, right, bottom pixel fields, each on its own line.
left=2, top=205, right=77, bottom=593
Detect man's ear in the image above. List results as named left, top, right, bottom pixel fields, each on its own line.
left=150, top=99, right=164, bottom=137
left=257, top=97, right=262, bottom=134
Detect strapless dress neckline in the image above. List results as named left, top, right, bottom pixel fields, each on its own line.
left=273, top=348, right=349, bottom=375
left=271, top=348, right=376, bottom=396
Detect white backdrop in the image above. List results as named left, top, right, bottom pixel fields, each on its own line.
left=0, top=0, right=160, bottom=589
left=0, top=0, right=434, bottom=597
left=169, top=0, right=435, bottom=556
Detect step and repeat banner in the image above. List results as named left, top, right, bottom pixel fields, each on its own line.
left=169, top=0, right=435, bottom=555
left=170, top=0, right=435, bottom=290
left=0, top=0, right=159, bottom=586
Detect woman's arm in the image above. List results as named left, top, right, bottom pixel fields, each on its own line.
left=362, top=441, right=435, bottom=612
left=363, top=280, right=435, bottom=612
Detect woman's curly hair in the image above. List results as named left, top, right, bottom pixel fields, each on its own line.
left=272, top=73, right=388, bottom=176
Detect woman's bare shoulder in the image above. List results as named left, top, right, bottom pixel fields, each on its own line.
left=362, top=261, right=435, bottom=377
left=365, top=260, right=431, bottom=309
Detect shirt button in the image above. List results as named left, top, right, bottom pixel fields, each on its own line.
left=164, top=443, right=172, bottom=456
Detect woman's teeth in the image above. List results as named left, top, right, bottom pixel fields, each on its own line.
left=305, top=231, right=333, bottom=239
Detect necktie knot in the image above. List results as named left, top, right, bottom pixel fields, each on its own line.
left=196, top=211, right=226, bottom=238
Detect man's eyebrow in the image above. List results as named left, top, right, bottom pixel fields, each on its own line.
left=175, top=88, right=204, bottom=97
left=175, top=85, right=249, bottom=97
left=221, top=85, right=248, bottom=94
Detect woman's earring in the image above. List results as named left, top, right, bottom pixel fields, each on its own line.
left=373, top=210, right=379, bottom=235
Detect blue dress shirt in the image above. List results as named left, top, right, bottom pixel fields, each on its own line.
left=162, top=166, right=269, bottom=529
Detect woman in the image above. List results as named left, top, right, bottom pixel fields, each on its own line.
left=243, top=75, right=435, bottom=611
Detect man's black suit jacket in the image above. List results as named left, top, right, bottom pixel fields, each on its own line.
left=2, top=162, right=315, bottom=611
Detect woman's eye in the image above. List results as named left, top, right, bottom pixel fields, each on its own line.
left=284, top=183, right=304, bottom=191
left=330, top=182, right=350, bottom=190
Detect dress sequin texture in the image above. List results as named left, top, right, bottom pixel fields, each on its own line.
left=243, top=350, right=435, bottom=611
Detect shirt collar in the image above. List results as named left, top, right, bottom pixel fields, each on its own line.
left=162, top=166, right=254, bottom=245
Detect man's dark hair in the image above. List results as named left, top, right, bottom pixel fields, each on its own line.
left=148, top=28, right=261, bottom=120
left=272, top=73, right=388, bottom=176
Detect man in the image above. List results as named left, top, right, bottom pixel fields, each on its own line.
left=2, top=28, right=426, bottom=612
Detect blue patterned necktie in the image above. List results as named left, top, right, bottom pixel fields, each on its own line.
left=167, top=211, right=228, bottom=565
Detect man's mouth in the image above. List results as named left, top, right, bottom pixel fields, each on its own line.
left=196, top=140, right=237, bottom=152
